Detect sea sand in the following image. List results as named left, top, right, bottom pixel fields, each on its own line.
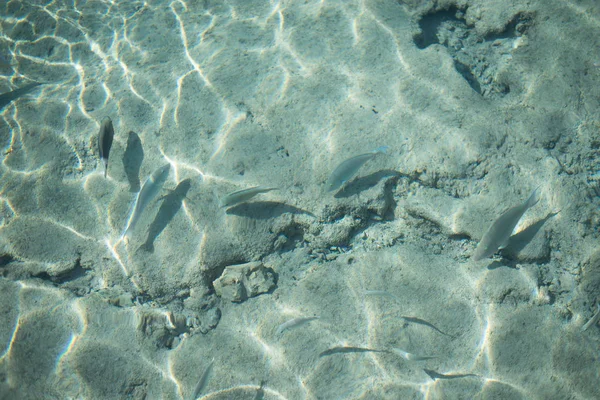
left=0, top=0, right=599, bottom=399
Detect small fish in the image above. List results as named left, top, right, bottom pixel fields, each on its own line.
left=423, top=369, right=478, bottom=381
left=472, top=188, right=540, bottom=261
left=391, top=348, right=437, bottom=361
left=253, top=380, right=266, bottom=400
left=319, top=346, right=387, bottom=357
left=400, top=316, right=452, bottom=337
left=220, top=186, right=278, bottom=208
left=190, top=359, right=214, bottom=400
left=0, top=82, right=42, bottom=110
left=276, top=316, right=319, bottom=335
left=122, top=163, right=171, bottom=239
left=326, top=146, right=388, bottom=192
left=365, top=290, right=400, bottom=301
left=98, top=116, right=114, bottom=178
left=581, top=304, right=600, bottom=332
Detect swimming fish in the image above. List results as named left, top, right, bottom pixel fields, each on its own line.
left=319, top=346, right=387, bottom=357
left=98, top=116, right=114, bottom=178
left=190, top=358, right=214, bottom=400
left=0, top=82, right=41, bottom=110
left=276, top=316, right=319, bottom=335
left=472, top=188, right=540, bottom=261
left=326, top=146, right=388, bottom=192
left=581, top=304, right=600, bottom=332
left=122, top=163, right=171, bottom=239
left=391, top=348, right=437, bottom=361
left=400, top=316, right=452, bottom=337
left=253, top=380, right=266, bottom=400
left=220, top=186, right=278, bottom=208
left=423, top=369, right=478, bottom=381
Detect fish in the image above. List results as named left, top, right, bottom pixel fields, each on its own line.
left=391, top=348, right=437, bottom=361
left=326, top=146, right=388, bottom=192
left=276, top=316, right=319, bottom=335
left=98, top=116, right=114, bottom=178
left=581, top=304, right=600, bottom=332
left=472, top=188, right=540, bottom=261
left=0, top=82, right=42, bottom=110
left=400, top=316, right=452, bottom=337
left=220, top=186, right=278, bottom=208
left=190, top=358, right=214, bottom=400
left=253, top=380, right=266, bottom=400
left=423, top=369, right=478, bottom=381
left=122, top=163, right=171, bottom=239
left=319, top=346, right=387, bottom=357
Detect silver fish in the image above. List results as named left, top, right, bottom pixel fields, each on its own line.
left=220, top=186, right=277, bottom=208
left=391, top=348, right=437, bottom=361
left=472, top=188, right=539, bottom=261
left=190, top=359, right=214, bottom=400
left=423, top=369, right=478, bottom=381
left=122, top=163, right=171, bottom=239
left=326, top=146, right=388, bottom=192
left=319, top=346, right=387, bottom=357
left=0, top=82, right=41, bottom=110
left=98, top=116, right=114, bottom=178
left=276, top=316, right=319, bottom=335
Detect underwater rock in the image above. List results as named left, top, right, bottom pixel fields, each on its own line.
left=213, top=261, right=276, bottom=302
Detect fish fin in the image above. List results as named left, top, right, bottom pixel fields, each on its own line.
left=525, top=187, right=540, bottom=209
left=498, top=233, right=511, bottom=249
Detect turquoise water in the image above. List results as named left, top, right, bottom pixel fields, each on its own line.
left=1, top=0, right=599, bottom=399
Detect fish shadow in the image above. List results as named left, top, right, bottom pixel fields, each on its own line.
left=488, top=211, right=559, bottom=269
left=0, top=81, right=42, bottom=110
left=123, top=131, right=143, bottom=192
left=225, top=201, right=314, bottom=219
left=334, top=169, right=402, bottom=198
left=140, top=179, right=192, bottom=252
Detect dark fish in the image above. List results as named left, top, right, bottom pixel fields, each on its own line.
left=141, top=178, right=191, bottom=252
left=423, top=369, right=478, bottom=381
left=253, top=380, right=266, bottom=400
left=98, top=116, right=114, bottom=178
left=400, top=316, right=452, bottom=337
left=0, top=82, right=41, bottom=110
left=319, top=346, right=387, bottom=357
left=190, top=359, right=214, bottom=400
left=582, top=303, right=600, bottom=332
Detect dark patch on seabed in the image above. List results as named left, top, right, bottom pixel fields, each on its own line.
left=413, top=4, right=534, bottom=98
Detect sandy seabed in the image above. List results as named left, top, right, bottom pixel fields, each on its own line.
left=0, top=0, right=600, bottom=399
